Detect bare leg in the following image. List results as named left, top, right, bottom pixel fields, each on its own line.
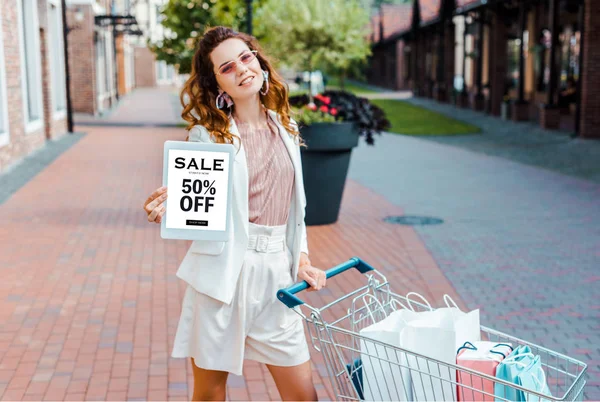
left=191, top=358, right=230, bottom=401
left=267, top=360, right=318, bottom=401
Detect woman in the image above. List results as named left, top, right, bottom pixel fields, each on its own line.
left=142, top=26, right=327, bottom=401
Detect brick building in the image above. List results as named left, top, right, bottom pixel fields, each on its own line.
left=64, top=0, right=178, bottom=114
left=0, top=0, right=69, bottom=174
left=65, top=0, right=136, bottom=116
left=367, top=0, right=599, bottom=138
left=0, top=0, right=177, bottom=175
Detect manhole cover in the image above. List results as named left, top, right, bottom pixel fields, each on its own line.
left=384, top=215, right=444, bottom=226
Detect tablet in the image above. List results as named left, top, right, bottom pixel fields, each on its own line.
left=161, top=140, right=235, bottom=241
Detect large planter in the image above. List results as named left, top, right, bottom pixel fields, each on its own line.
left=299, top=122, right=359, bottom=225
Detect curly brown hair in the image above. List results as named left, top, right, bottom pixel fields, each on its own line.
left=180, top=26, right=304, bottom=147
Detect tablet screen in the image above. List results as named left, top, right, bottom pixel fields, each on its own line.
left=165, top=149, right=231, bottom=231
left=161, top=140, right=235, bottom=241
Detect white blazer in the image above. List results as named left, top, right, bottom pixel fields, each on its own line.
left=174, top=109, right=309, bottom=305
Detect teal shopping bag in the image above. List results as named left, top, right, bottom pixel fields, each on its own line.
left=494, top=345, right=552, bottom=401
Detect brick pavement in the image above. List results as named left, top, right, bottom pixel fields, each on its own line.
left=73, top=86, right=184, bottom=127
left=348, top=131, right=600, bottom=400
left=0, top=132, right=86, bottom=205
left=0, top=121, right=465, bottom=401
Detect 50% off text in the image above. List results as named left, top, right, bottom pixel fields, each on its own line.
left=180, top=179, right=217, bottom=213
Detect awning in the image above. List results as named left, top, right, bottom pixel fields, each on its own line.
left=94, top=15, right=143, bottom=36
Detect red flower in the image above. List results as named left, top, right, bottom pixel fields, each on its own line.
left=307, top=102, right=317, bottom=111
left=319, top=105, right=329, bottom=113
left=330, top=108, right=338, bottom=116
left=322, top=96, right=331, bottom=105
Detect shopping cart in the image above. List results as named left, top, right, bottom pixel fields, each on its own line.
left=277, top=257, right=587, bottom=401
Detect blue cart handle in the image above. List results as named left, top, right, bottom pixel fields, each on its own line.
left=277, top=257, right=375, bottom=308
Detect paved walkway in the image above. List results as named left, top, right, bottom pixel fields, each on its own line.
left=73, top=86, right=184, bottom=127
left=0, top=88, right=465, bottom=401
left=348, top=115, right=599, bottom=400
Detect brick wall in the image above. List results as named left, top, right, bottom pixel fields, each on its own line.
left=134, top=46, right=156, bottom=88
left=0, top=0, right=67, bottom=174
left=66, top=4, right=96, bottom=114
left=579, top=0, right=600, bottom=138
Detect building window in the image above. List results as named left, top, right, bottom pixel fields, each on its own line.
left=96, top=34, right=106, bottom=95
left=48, top=2, right=67, bottom=115
left=18, top=0, right=44, bottom=130
left=506, top=37, right=520, bottom=93
left=0, top=10, right=10, bottom=147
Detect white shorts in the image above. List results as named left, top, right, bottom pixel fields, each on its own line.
left=171, top=222, right=311, bottom=376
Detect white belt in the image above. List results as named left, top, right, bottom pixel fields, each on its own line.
left=247, top=234, right=286, bottom=253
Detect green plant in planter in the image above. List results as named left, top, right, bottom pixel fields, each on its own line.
left=292, top=106, right=338, bottom=126
left=289, top=90, right=390, bottom=145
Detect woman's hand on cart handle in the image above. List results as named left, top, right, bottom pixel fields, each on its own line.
left=298, top=253, right=326, bottom=292
left=277, top=258, right=376, bottom=308
left=143, top=186, right=168, bottom=224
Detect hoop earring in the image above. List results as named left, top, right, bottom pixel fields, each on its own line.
left=216, top=90, right=233, bottom=109
left=260, top=70, right=269, bottom=95
left=216, top=91, right=225, bottom=109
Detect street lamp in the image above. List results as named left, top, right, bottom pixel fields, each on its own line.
left=61, top=0, right=76, bottom=133
left=246, top=0, right=253, bottom=35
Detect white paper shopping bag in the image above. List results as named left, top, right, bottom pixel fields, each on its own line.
left=359, top=300, right=416, bottom=401
left=400, top=294, right=481, bottom=401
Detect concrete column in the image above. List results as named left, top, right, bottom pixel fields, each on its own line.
left=459, top=16, right=470, bottom=108
left=525, top=5, right=538, bottom=100
left=472, top=12, right=485, bottom=111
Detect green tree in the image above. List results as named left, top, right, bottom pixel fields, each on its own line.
left=148, top=0, right=267, bottom=74
left=210, top=0, right=269, bottom=34
left=254, top=0, right=371, bottom=94
left=147, top=0, right=215, bottom=74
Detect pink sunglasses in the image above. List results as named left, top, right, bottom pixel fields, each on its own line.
left=216, top=50, right=258, bottom=76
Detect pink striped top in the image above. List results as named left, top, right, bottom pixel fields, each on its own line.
left=236, top=117, right=295, bottom=226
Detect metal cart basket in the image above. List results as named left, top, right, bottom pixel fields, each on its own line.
left=277, top=258, right=587, bottom=401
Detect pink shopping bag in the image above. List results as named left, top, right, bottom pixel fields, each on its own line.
left=456, top=341, right=513, bottom=401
